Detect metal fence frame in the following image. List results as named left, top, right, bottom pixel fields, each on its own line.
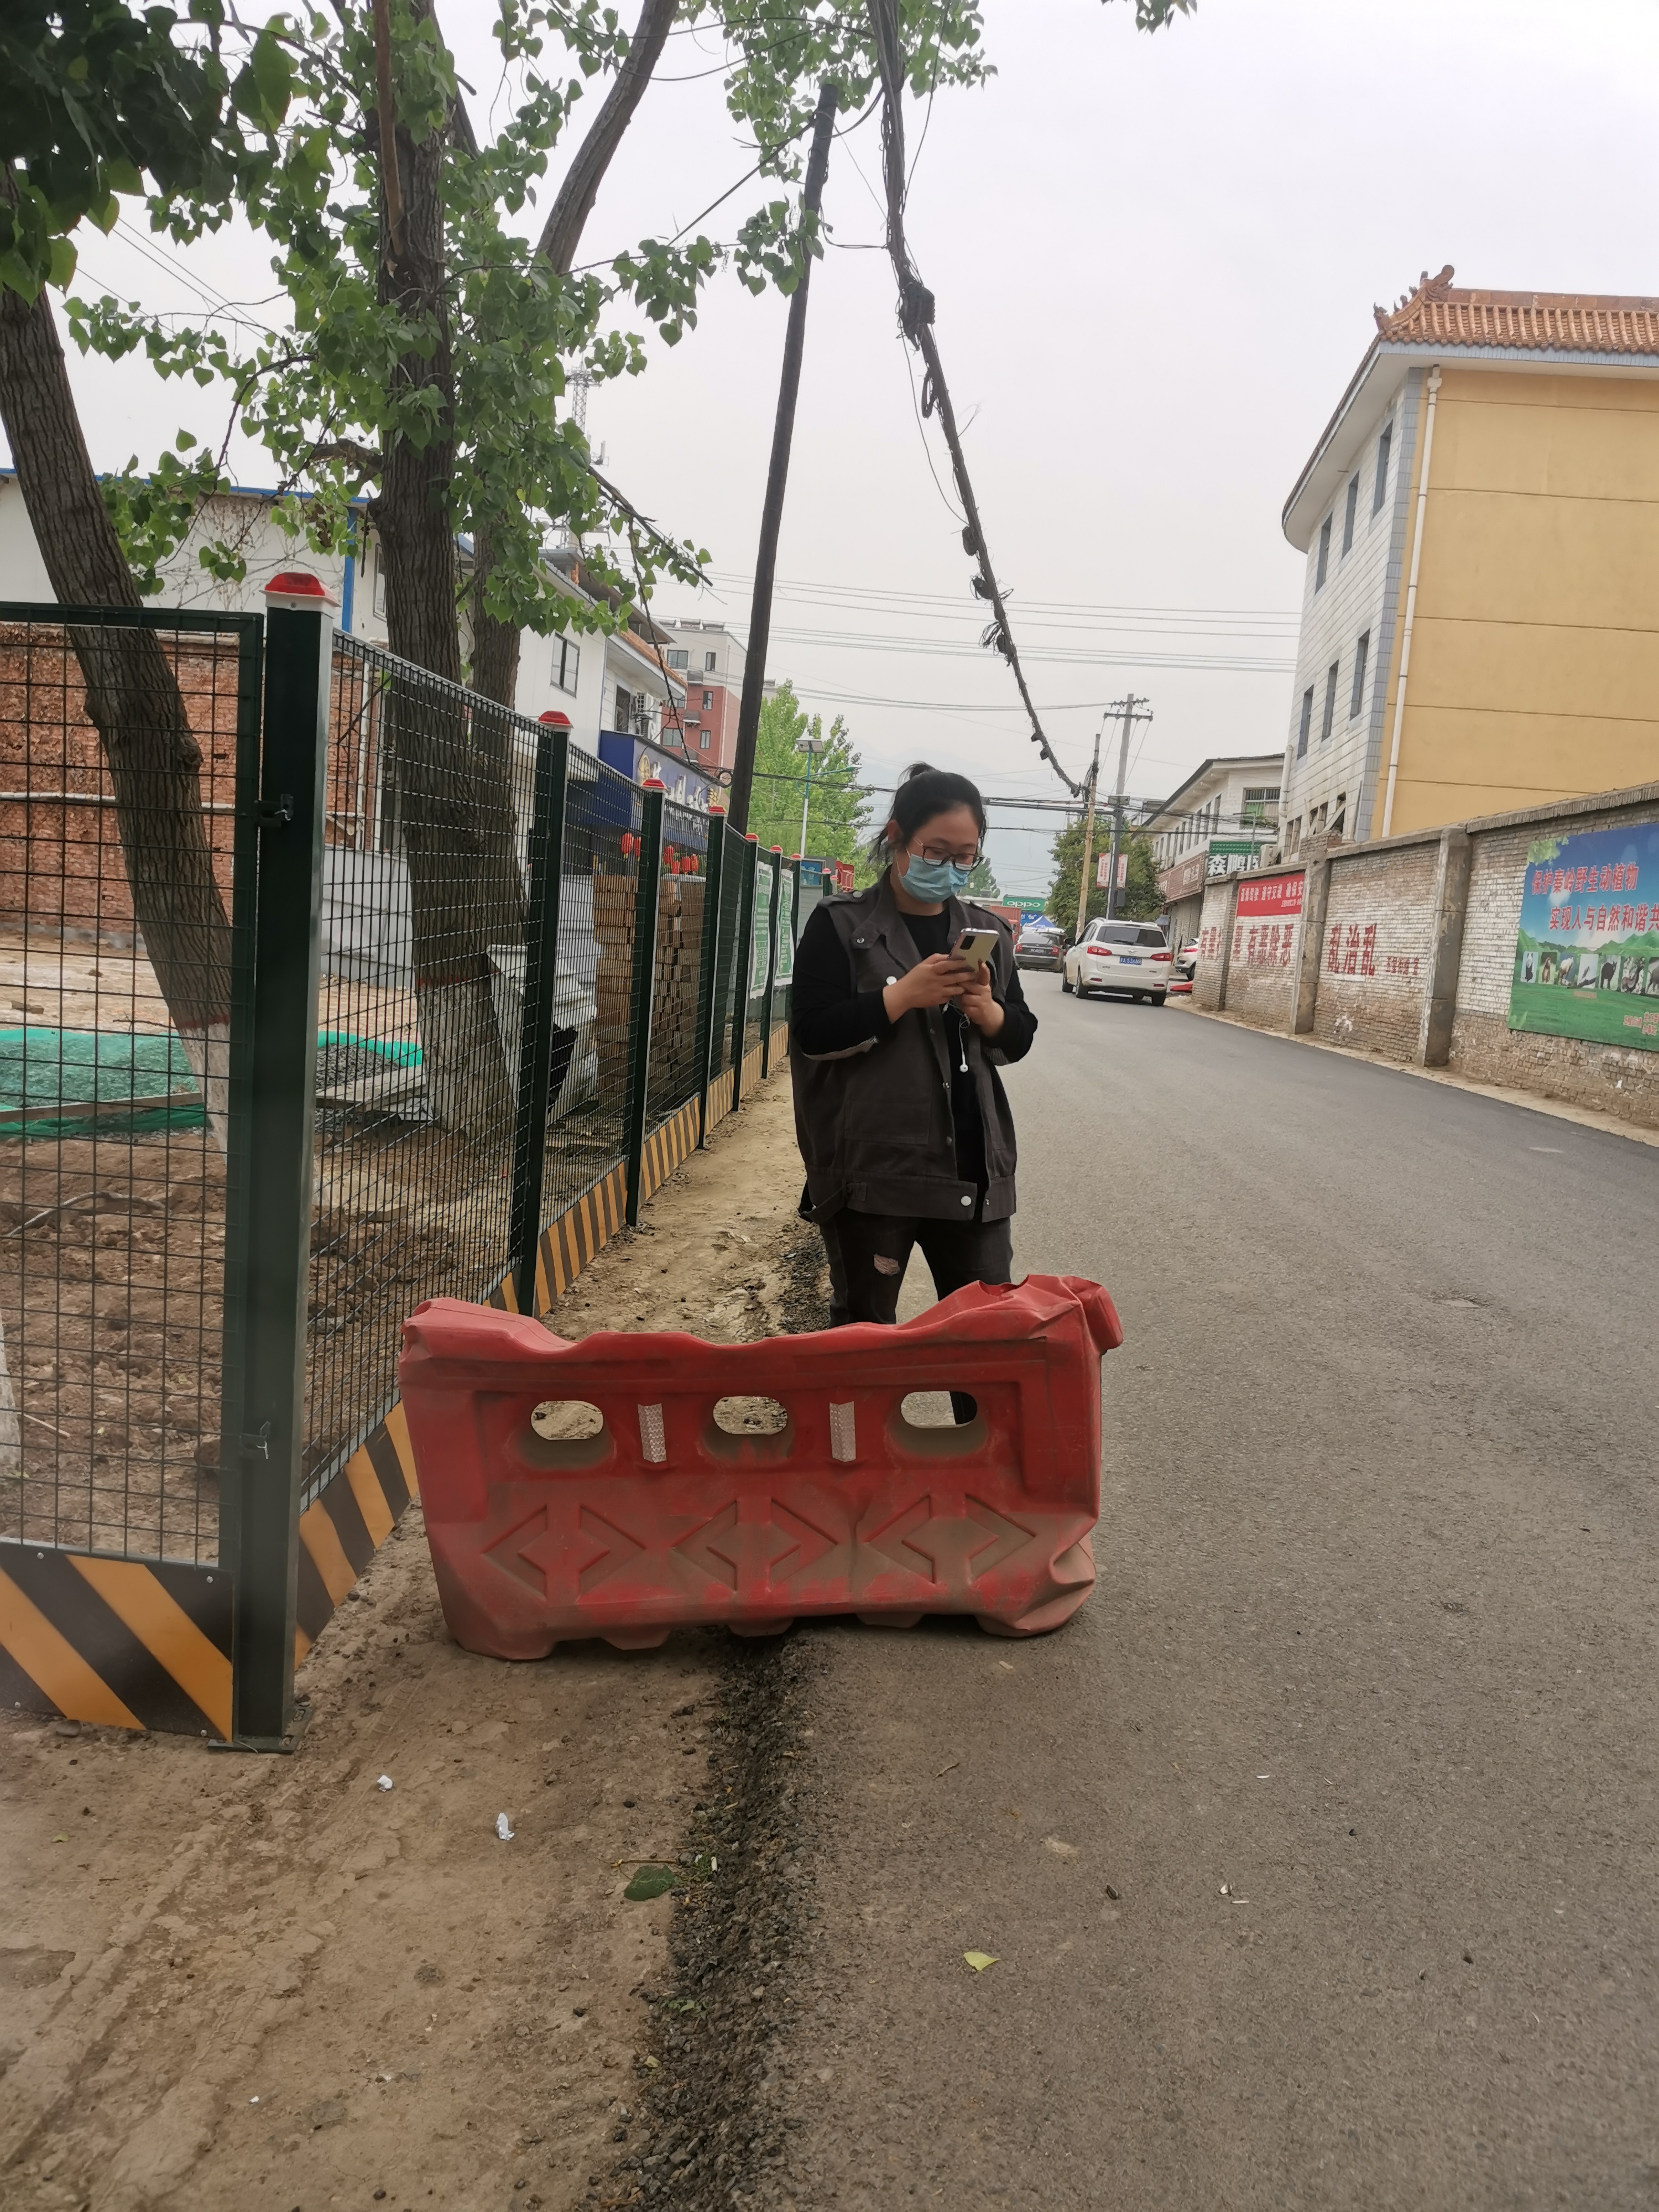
left=0, top=606, right=799, bottom=1745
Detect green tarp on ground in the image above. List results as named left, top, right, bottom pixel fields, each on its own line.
left=0, top=1029, right=204, bottom=1140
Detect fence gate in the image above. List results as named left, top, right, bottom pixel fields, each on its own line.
left=0, top=602, right=796, bottom=1744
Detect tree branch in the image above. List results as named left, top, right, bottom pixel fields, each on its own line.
left=535, top=0, right=679, bottom=275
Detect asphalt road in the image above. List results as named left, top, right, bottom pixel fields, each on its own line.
left=778, top=988, right=1659, bottom=2211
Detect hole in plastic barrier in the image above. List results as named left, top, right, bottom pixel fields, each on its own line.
left=895, top=1393, right=987, bottom=1456
left=516, top=1398, right=612, bottom=1470
left=711, top=1396, right=790, bottom=1436
left=531, top=1400, right=605, bottom=1441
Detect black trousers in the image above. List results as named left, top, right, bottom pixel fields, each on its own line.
left=818, top=1209, right=1014, bottom=1422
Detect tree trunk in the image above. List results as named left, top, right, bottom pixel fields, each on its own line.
left=0, top=220, right=234, bottom=1144
left=468, top=0, right=680, bottom=713
left=373, top=11, right=517, bottom=1138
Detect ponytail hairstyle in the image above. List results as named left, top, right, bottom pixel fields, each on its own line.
left=873, top=761, right=988, bottom=868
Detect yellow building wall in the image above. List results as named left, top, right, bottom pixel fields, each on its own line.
left=1376, top=367, right=1659, bottom=838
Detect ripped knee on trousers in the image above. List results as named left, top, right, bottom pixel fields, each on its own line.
left=872, top=1254, right=902, bottom=1276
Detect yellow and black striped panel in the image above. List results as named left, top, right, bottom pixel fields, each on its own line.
left=702, top=1066, right=737, bottom=1137
left=639, top=1095, right=701, bottom=1207
left=294, top=1401, right=419, bottom=1663
left=0, top=1540, right=233, bottom=1738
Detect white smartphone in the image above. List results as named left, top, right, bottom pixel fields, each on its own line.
left=952, top=928, right=998, bottom=969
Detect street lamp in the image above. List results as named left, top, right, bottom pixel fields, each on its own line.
left=795, top=731, right=826, bottom=858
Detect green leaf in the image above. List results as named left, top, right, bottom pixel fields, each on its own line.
left=46, top=236, right=77, bottom=291
left=623, top=1865, right=677, bottom=1901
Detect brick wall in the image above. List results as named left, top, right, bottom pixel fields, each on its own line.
left=1449, top=800, right=1659, bottom=1128
left=1313, top=839, right=1439, bottom=1058
left=1190, top=881, right=1235, bottom=1010
left=1200, top=781, right=1659, bottom=1134
left=0, top=625, right=241, bottom=950
left=1223, top=906, right=1297, bottom=1028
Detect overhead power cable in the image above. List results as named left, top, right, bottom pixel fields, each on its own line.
left=866, top=0, right=1081, bottom=799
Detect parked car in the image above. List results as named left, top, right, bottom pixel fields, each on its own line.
left=1015, top=919, right=1065, bottom=972
left=1062, top=919, right=1173, bottom=1004
left=1173, top=939, right=1199, bottom=983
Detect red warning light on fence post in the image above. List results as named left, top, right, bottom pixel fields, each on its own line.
left=264, top=569, right=339, bottom=610
left=399, top=1274, right=1123, bottom=1653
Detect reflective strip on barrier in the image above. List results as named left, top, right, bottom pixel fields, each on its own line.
left=399, top=1274, right=1123, bottom=1650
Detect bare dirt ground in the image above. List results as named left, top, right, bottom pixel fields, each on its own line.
left=0, top=1078, right=815, bottom=2212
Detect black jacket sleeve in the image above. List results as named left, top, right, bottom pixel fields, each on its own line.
left=993, top=962, right=1037, bottom=1063
left=790, top=902, right=893, bottom=1058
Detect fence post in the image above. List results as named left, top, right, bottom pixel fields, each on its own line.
left=729, top=831, right=760, bottom=1112
left=623, top=781, right=666, bottom=1227
left=224, top=605, right=330, bottom=1749
left=760, top=847, right=784, bottom=1078
left=508, top=721, right=570, bottom=1313
left=692, top=804, right=728, bottom=1146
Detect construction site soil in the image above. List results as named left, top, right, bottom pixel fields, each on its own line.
left=1, top=1077, right=840, bottom=2212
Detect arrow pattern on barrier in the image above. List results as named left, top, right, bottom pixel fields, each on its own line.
left=576, top=1507, right=648, bottom=1594
left=863, top=1495, right=1034, bottom=1587
left=674, top=1499, right=839, bottom=1592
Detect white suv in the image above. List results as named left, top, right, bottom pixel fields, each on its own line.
left=1062, top=920, right=1173, bottom=1005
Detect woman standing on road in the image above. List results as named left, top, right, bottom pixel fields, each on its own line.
left=789, top=761, right=1037, bottom=1330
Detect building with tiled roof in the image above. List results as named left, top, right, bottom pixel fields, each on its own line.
left=1277, top=268, right=1659, bottom=852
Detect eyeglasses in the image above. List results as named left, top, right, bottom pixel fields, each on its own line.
left=909, top=839, right=981, bottom=868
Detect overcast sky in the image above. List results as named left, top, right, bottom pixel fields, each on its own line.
left=25, top=0, right=1659, bottom=892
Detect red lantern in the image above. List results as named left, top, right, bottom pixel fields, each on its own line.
left=620, top=832, right=637, bottom=857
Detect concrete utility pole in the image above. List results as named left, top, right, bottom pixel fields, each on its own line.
left=728, top=81, right=839, bottom=833
left=1073, top=719, right=1104, bottom=943
left=1103, top=693, right=1153, bottom=919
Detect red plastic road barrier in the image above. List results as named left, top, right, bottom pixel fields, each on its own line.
left=399, top=1275, right=1122, bottom=1654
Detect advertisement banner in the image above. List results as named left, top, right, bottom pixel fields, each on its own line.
left=748, top=862, right=774, bottom=1000
left=1509, top=822, right=1659, bottom=1049
left=774, top=871, right=795, bottom=984
left=1235, top=872, right=1305, bottom=919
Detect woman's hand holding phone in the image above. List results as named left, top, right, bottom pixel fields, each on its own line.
left=956, top=960, right=1004, bottom=1037
left=883, top=954, right=971, bottom=1020
left=883, top=952, right=1005, bottom=1037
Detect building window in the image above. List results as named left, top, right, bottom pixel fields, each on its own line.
left=1241, top=785, right=1279, bottom=825
left=701, top=690, right=713, bottom=711
left=555, top=638, right=580, bottom=695
left=1297, top=686, right=1314, bottom=758
left=699, top=729, right=710, bottom=750
left=1342, top=474, right=1360, bottom=555
left=1286, top=816, right=1302, bottom=856
left=1373, top=421, right=1392, bottom=515
left=703, top=651, right=717, bottom=672
left=1349, top=631, right=1370, bottom=719
left=1316, top=515, right=1332, bottom=589
left=666, top=648, right=689, bottom=670
left=1321, top=662, right=1338, bottom=744
left=1332, top=791, right=1347, bottom=839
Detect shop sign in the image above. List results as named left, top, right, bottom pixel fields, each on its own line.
left=1159, top=851, right=1206, bottom=903
left=1509, top=823, right=1659, bottom=1049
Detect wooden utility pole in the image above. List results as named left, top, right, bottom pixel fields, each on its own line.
left=728, top=81, right=839, bottom=832
left=1073, top=721, right=1103, bottom=942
